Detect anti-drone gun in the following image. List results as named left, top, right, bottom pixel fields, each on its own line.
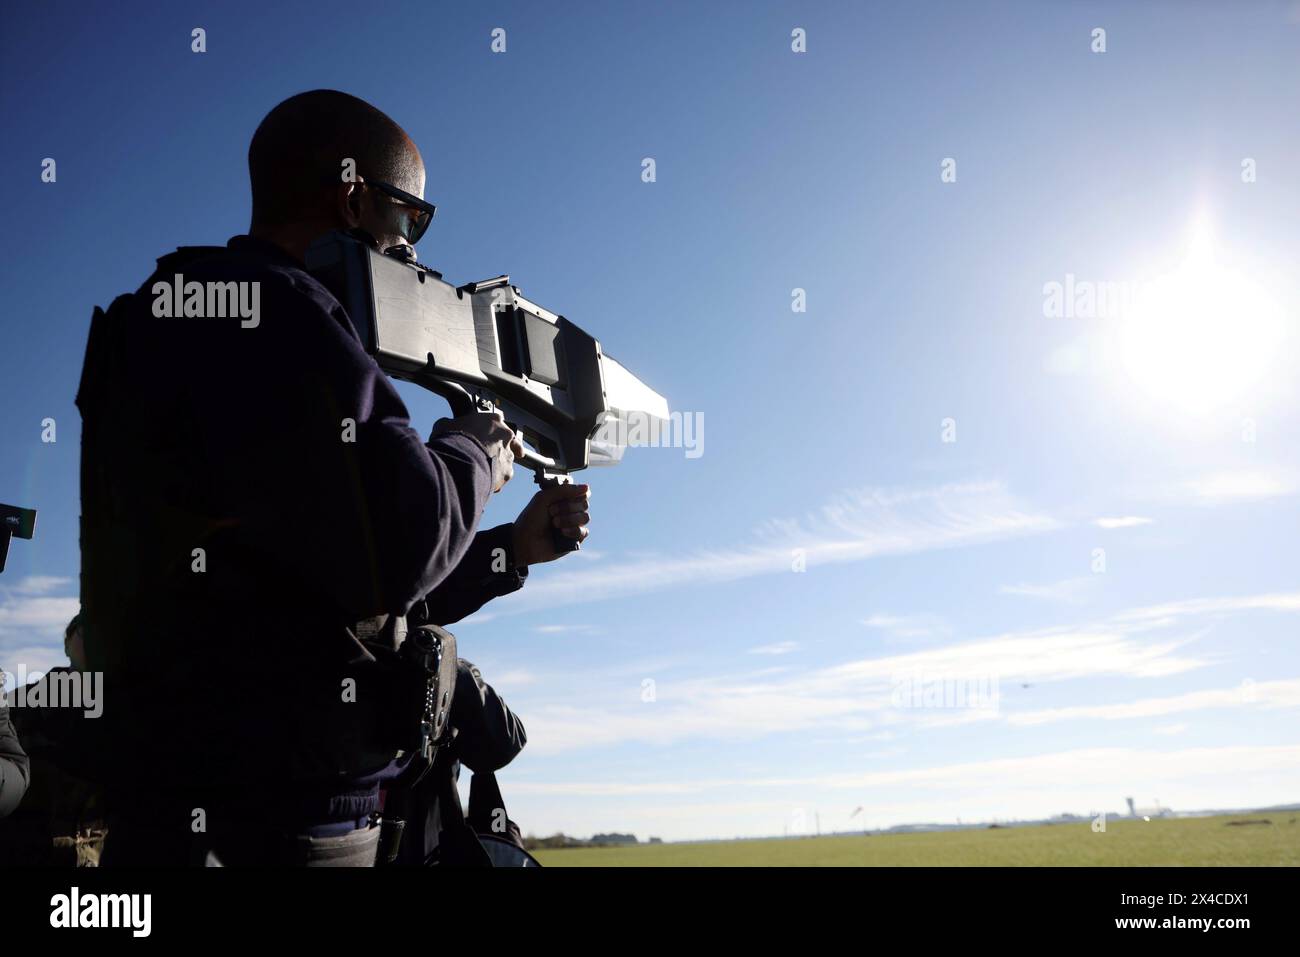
left=305, top=231, right=669, bottom=552
left=0, top=504, right=36, bottom=574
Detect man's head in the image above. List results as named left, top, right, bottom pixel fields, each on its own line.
left=64, top=612, right=85, bottom=671
left=248, top=90, right=432, bottom=259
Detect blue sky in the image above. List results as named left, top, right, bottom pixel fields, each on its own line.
left=2, top=0, right=1299, bottom=841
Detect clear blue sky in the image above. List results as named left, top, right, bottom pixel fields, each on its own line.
left=2, top=0, right=1298, bottom=841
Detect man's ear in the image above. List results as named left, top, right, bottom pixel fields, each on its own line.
left=336, top=182, right=365, bottom=228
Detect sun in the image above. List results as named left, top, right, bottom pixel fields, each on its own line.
left=1117, top=222, right=1286, bottom=416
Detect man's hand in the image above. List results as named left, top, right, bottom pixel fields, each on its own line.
left=512, top=483, right=590, bottom=567
left=430, top=412, right=524, bottom=493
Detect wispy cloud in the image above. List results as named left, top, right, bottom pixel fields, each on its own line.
left=0, top=591, right=79, bottom=641
left=999, top=577, right=1096, bottom=604
left=494, top=481, right=1059, bottom=614
left=1109, top=592, right=1300, bottom=624
left=511, top=590, right=1300, bottom=756
left=861, top=614, right=948, bottom=639
left=518, top=628, right=1202, bottom=755
left=0, top=643, right=70, bottom=676
left=1007, top=678, right=1300, bottom=726
left=748, top=640, right=800, bottom=656
left=508, top=742, right=1300, bottom=798
left=5, top=575, right=72, bottom=596
left=1179, top=470, right=1297, bottom=505
left=1093, top=516, right=1153, bottom=529
left=0, top=577, right=80, bottom=669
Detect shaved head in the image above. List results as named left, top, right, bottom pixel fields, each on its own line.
left=248, top=90, right=424, bottom=229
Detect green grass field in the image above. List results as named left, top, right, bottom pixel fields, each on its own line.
left=533, top=813, right=1299, bottom=866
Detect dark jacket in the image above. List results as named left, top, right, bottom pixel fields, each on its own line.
left=76, top=235, right=498, bottom=819
left=447, top=660, right=528, bottom=774
left=0, top=690, right=30, bottom=819
left=422, top=524, right=528, bottom=628
left=0, top=669, right=105, bottom=865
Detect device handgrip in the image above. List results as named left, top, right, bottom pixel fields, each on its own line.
left=535, top=473, right=581, bottom=554
left=551, top=524, right=581, bottom=554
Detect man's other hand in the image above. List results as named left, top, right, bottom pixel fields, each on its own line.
left=430, top=413, right=523, bottom=492
left=512, top=483, right=590, bottom=566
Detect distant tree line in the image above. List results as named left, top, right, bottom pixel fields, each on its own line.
left=524, top=832, right=653, bottom=850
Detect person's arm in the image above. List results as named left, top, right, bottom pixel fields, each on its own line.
left=0, top=683, right=31, bottom=818
left=419, top=525, right=528, bottom=626
left=248, top=274, right=500, bottom=615
left=418, top=482, right=593, bottom=626
left=448, top=660, right=527, bottom=773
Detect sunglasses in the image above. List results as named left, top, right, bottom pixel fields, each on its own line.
left=359, top=177, right=437, bottom=244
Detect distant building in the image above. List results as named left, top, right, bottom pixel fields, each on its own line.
left=648, top=837, right=663, bottom=844
left=590, top=833, right=638, bottom=845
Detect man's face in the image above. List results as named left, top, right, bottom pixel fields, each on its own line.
left=66, top=625, right=86, bottom=671
left=343, top=146, right=429, bottom=258
left=357, top=183, right=426, bottom=255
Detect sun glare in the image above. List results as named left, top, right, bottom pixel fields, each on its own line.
left=1118, top=221, right=1286, bottom=415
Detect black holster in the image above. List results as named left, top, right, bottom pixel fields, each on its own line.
left=373, top=623, right=458, bottom=866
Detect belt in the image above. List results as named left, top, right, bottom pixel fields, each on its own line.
left=103, top=815, right=383, bottom=867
